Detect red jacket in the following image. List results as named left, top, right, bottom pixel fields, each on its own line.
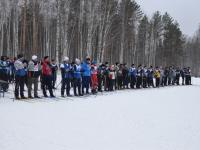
left=42, top=61, right=52, bottom=76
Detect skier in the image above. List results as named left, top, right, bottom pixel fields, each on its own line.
left=51, top=59, right=58, bottom=89
left=154, top=66, right=161, bottom=87
left=103, top=62, right=110, bottom=91
left=97, top=64, right=104, bottom=92
left=175, top=67, right=181, bottom=85
left=122, top=63, right=129, bottom=89
left=73, top=58, right=83, bottom=96
left=81, top=57, right=91, bottom=94
left=116, top=64, right=123, bottom=90
left=142, top=66, right=148, bottom=88
left=147, top=66, right=154, bottom=88
left=14, top=54, right=27, bottom=99
left=41, top=56, right=55, bottom=98
left=180, top=68, right=186, bottom=85
left=136, top=65, right=143, bottom=89
left=185, top=67, right=192, bottom=85
left=0, top=56, right=9, bottom=91
left=129, top=64, right=137, bottom=89
left=163, top=67, right=169, bottom=86
left=27, top=55, right=41, bottom=98
left=60, top=57, right=73, bottom=97
left=108, top=65, right=116, bottom=91
left=91, top=62, right=98, bottom=94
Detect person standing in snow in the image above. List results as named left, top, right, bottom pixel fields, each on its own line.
left=72, top=58, right=83, bottom=96
left=122, top=63, right=129, bottom=89
left=147, top=66, right=154, bottom=88
left=27, top=55, right=41, bottom=99
left=108, top=65, right=116, bottom=91
left=91, top=62, right=98, bottom=94
left=60, top=57, right=73, bottom=97
left=154, top=66, right=161, bottom=87
left=129, top=64, right=137, bottom=89
left=175, top=67, right=181, bottom=85
left=51, top=59, right=58, bottom=89
left=81, top=57, right=91, bottom=95
left=185, top=67, right=192, bottom=85
left=0, top=56, right=9, bottom=92
left=142, top=66, right=148, bottom=88
left=14, top=54, right=27, bottom=99
left=41, top=56, right=55, bottom=98
left=136, top=65, right=143, bottom=89
left=180, top=68, right=186, bottom=85
left=97, top=63, right=104, bottom=92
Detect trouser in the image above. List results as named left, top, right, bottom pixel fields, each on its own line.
left=163, top=76, right=168, bottom=86
left=15, top=76, right=25, bottom=98
left=117, top=76, right=123, bottom=90
left=176, top=75, right=180, bottom=85
left=147, top=77, right=154, bottom=87
left=42, top=75, right=54, bottom=97
left=155, top=78, right=160, bottom=87
left=142, top=76, right=147, bottom=88
left=185, top=75, right=191, bottom=85
left=52, top=72, right=57, bottom=88
left=82, top=76, right=91, bottom=94
left=130, top=76, right=136, bottom=89
left=73, top=78, right=82, bottom=96
left=123, top=76, right=129, bottom=88
left=136, top=76, right=142, bottom=88
left=0, top=72, right=9, bottom=91
left=28, top=77, right=39, bottom=97
left=181, top=76, right=185, bottom=85
left=61, top=78, right=71, bottom=96
left=97, top=75, right=103, bottom=92
left=108, top=79, right=115, bottom=91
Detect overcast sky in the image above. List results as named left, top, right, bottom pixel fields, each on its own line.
left=136, top=0, right=200, bottom=36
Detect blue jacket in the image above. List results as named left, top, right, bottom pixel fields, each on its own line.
left=129, top=67, right=137, bottom=77
left=81, top=61, right=91, bottom=77
left=0, top=60, right=9, bottom=74
left=60, top=63, right=73, bottom=79
left=73, top=64, right=82, bottom=79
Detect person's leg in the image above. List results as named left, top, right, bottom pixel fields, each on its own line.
left=20, top=77, right=25, bottom=98
left=66, top=78, right=71, bottom=96
left=42, top=76, right=47, bottom=97
left=15, top=76, right=20, bottom=99
left=28, top=78, right=33, bottom=98
left=34, top=78, right=39, bottom=97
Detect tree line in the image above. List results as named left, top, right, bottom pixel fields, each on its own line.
left=0, top=0, right=199, bottom=75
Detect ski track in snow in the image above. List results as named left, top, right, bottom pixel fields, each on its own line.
left=0, top=78, right=200, bottom=150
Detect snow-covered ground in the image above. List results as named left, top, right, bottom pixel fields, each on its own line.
left=0, top=78, right=200, bottom=150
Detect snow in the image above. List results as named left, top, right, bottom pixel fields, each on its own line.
left=1, top=78, right=200, bottom=150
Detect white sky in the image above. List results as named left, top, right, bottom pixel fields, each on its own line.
left=136, top=0, right=200, bottom=36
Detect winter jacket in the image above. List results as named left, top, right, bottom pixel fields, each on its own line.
left=109, top=70, right=116, bottom=80
left=60, top=63, right=73, bottom=79
left=129, top=67, right=137, bottom=77
left=154, top=70, right=161, bottom=78
left=81, top=61, right=91, bottom=77
left=0, top=60, right=9, bottom=74
left=42, top=61, right=52, bottom=76
left=28, top=60, right=41, bottom=78
left=14, top=59, right=26, bottom=77
left=73, top=64, right=82, bottom=79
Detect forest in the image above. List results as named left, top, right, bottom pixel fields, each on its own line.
left=0, top=0, right=200, bottom=75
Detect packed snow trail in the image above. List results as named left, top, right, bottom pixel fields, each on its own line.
left=0, top=78, right=200, bottom=150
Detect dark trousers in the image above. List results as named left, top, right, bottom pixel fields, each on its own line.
left=15, top=76, right=25, bottom=98
left=147, top=77, right=154, bottom=87
left=61, top=78, right=71, bottom=96
left=82, top=76, right=91, bottom=94
left=156, top=78, right=160, bottom=87
left=97, top=75, right=103, bottom=92
left=42, top=75, right=54, bottom=97
left=142, top=77, right=147, bottom=88
left=130, top=76, right=136, bottom=89
left=0, top=72, right=9, bottom=91
left=73, top=78, right=82, bottom=95
left=163, top=76, right=168, bottom=86
left=176, top=75, right=180, bottom=85
left=108, top=79, right=115, bottom=91
left=136, top=76, right=142, bottom=88
left=52, top=72, right=57, bottom=88
left=28, top=77, right=39, bottom=97
left=117, top=76, right=123, bottom=90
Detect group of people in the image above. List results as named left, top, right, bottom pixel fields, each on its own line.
left=0, top=54, right=192, bottom=100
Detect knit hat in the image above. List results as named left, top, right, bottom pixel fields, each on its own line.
left=64, top=57, right=69, bottom=62
left=32, top=55, right=37, bottom=60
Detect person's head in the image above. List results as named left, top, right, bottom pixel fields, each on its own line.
left=131, top=64, right=135, bottom=67
left=63, top=57, right=69, bottom=63
left=44, top=56, right=49, bottom=63
left=17, top=54, right=24, bottom=61
left=51, top=59, right=57, bottom=64
left=32, top=55, right=38, bottom=62
left=75, top=58, right=80, bottom=65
